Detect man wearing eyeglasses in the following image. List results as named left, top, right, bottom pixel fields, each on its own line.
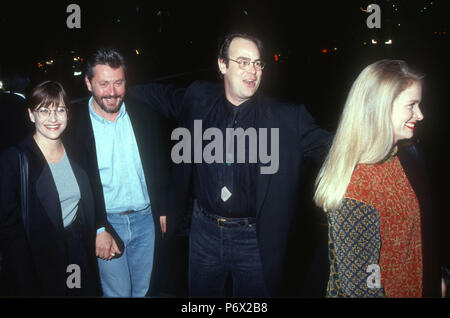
left=130, top=33, right=330, bottom=297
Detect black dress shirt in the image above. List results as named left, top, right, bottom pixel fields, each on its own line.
left=194, top=95, right=258, bottom=218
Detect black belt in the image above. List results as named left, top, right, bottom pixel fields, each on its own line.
left=197, top=205, right=256, bottom=228
left=119, top=206, right=149, bottom=216
left=119, top=210, right=138, bottom=216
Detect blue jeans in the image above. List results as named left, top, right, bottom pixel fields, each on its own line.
left=98, top=208, right=155, bottom=297
left=189, top=201, right=269, bottom=297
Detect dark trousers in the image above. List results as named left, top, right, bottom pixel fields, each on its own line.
left=64, top=216, right=99, bottom=296
left=188, top=201, right=269, bottom=297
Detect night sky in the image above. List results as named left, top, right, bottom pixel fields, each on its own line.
left=1, top=0, right=449, bottom=187
left=1, top=3, right=450, bottom=188
left=2, top=5, right=449, bottom=174
left=2, top=1, right=449, bottom=79
left=1, top=0, right=450, bottom=301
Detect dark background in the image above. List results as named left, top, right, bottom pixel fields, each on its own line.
left=1, top=0, right=449, bottom=296
left=1, top=0, right=448, bottom=131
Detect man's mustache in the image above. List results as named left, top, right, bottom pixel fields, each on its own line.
left=102, top=95, right=121, bottom=99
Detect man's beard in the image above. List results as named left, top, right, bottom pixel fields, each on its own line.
left=93, top=94, right=124, bottom=114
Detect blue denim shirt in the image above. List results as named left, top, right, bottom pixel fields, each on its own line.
left=89, top=97, right=151, bottom=218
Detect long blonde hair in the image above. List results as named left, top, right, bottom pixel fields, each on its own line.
left=314, top=60, right=424, bottom=212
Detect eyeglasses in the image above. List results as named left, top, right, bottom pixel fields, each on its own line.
left=228, top=58, right=265, bottom=71
left=34, top=107, right=68, bottom=119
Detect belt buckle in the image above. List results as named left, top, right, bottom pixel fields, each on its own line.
left=120, top=210, right=134, bottom=216
left=217, top=218, right=227, bottom=228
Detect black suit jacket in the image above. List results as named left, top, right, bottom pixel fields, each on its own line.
left=0, top=135, right=101, bottom=296
left=64, top=96, right=173, bottom=289
left=0, top=92, right=31, bottom=151
left=129, top=80, right=331, bottom=296
left=398, top=143, right=441, bottom=297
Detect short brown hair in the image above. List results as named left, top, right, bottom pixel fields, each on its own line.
left=85, top=48, right=127, bottom=81
left=28, top=81, right=70, bottom=111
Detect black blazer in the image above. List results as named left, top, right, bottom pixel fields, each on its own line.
left=398, top=142, right=441, bottom=297
left=129, top=80, right=331, bottom=296
left=0, top=135, right=101, bottom=296
left=63, top=97, right=173, bottom=289
left=0, top=92, right=31, bottom=150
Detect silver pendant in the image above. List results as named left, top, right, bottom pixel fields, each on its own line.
left=221, top=186, right=232, bottom=202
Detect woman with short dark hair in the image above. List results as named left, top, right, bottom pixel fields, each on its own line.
left=0, top=80, right=101, bottom=296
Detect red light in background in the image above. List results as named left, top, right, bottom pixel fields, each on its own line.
left=274, top=54, right=279, bottom=62
left=443, top=31, right=447, bottom=35
left=321, top=49, right=328, bottom=54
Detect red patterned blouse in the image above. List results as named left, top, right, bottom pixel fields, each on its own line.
left=346, top=155, right=423, bottom=297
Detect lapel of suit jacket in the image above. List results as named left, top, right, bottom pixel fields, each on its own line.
left=76, top=103, right=98, bottom=162
left=397, top=143, right=437, bottom=295
left=126, top=99, right=156, bottom=151
left=255, top=95, right=276, bottom=217
left=22, top=136, right=63, bottom=232
left=124, top=99, right=157, bottom=191
left=397, top=144, right=427, bottom=214
left=63, top=101, right=97, bottom=167
left=65, top=101, right=105, bottom=191
left=66, top=152, right=94, bottom=232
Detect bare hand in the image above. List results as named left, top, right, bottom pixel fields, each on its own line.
left=160, top=216, right=167, bottom=235
left=96, top=231, right=122, bottom=260
left=442, top=278, right=447, bottom=298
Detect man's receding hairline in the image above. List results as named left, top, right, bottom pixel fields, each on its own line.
left=227, top=37, right=262, bottom=58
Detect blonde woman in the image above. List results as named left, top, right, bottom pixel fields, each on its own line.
left=314, top=60, right=441, bottom=297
